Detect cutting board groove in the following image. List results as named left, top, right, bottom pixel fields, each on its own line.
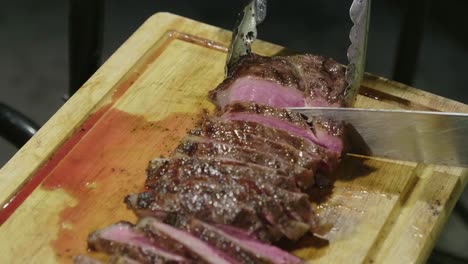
left=0, top=13, right=467, bottom=264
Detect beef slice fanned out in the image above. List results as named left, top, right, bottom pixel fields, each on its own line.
left=209, top=54, right=347, bottom=109
left=166, top=216, right=303, bottom=264
left=136, top=217, right=240, bottom=264
left=87, top=221, right=190, bottom=264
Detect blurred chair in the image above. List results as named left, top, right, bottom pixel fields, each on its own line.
left=0, top=103, right=39, bottom=149
left=0, top=0, right=103, bottom=149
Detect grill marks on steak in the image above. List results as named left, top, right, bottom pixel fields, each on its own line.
left=128, top=157, right=312, bottom=241
left=174, top=138, right=315, bottom=188
left=209, top=54, right=347, bottom=109
left=145, top=157, right=299, bottom=192
left=79, top=53, right=347, bottom=264
left=189, top=119, right=321, bottom=170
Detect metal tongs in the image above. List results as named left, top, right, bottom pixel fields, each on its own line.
left=226, top=0, right=371, bottom=106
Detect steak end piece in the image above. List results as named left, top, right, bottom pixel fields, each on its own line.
left=209, top=53, right=347, bottom=110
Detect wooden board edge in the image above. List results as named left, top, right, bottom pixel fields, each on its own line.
left=362, top=73, right=468, bottom=113
left=369, top=168, right=466, bottom=264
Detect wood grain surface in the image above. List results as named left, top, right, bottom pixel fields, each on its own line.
left=0, top=13, right=467, bottom=264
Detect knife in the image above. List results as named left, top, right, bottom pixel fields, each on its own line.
left=288, top=107, right=468, bottom=168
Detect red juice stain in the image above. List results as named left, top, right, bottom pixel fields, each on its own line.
left=0, top=105, right=111, bottom=225
left=0, top=28, right=182, bottom=225
left=40, top=109, right=201, bottom=262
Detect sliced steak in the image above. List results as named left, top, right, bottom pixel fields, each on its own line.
left=126, top=195, right=275, bottom=242
left=127, top=161, right=312, bottom=242
left=87, top=222, right=189, bottom=264
left=145, top=157, right=298, bottom=192
left=143, top=158, right=310, bottom=238
left=222, top=103, right=344, bottom=154
left=189, top=121, right=320, bottom=169
left=205, top=117, right=333, bottom=158
left=136, top=217, right=239, bottom=264
left=174, top=138, right=315, bottom=188
left=194, top=117, right=340, bottom=172
left=77, top=52, right=350, bottom=263
left=168, top=216, right=303, bottom=264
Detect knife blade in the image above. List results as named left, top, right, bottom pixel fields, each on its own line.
left=288, top=107, right=468, bottom=167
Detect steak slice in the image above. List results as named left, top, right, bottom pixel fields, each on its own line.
left=129, top=191, right=309, bottom=242
left=126, top=196, right=275, bottom=242
left=145, top=157, right=298, bottom=192
left=189, top=121, right=320, bottom=169
left=194, top=117, right=339, bottom=171
left=206, top=117, right=332, bottom=157
left=222, top=103, right=344, bottom=154
left=136, top=217, right=239, bottom=264
left=144, top=157, right=311, bottom=221
left=87, top=221, right=189, bottom=264
left=168, top=216, right=303, bottom=264
left=126, top=157, right=312, bottom=241
left=174, top=138, right=315, bottom=189
left=209, top=54, right=346, bottom=109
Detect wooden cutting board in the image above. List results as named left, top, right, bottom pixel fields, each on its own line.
left=0, top=13, right=467, bottom=264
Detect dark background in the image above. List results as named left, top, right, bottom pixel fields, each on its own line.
left=0, top=0, right=467, bottom=261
